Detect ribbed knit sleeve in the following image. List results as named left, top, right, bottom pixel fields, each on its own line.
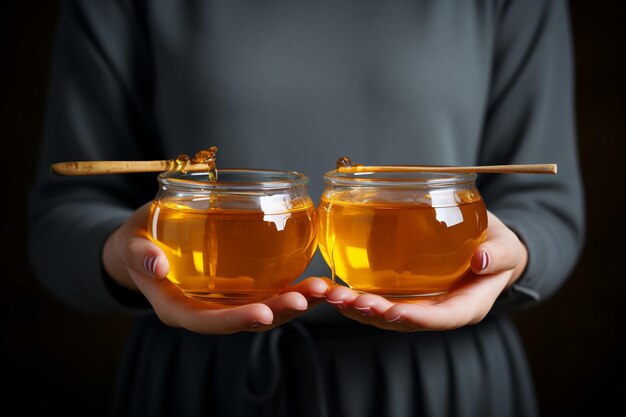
left=479, top=0, right=585, bottom=311
left=28, top=0, right=157, bottom=314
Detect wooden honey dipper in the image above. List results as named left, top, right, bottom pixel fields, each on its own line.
left=334, top=156, right=557, bottom=174
left=50, top=146, right=219, bottom=177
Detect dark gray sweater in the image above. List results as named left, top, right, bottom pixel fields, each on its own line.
left=28, top=1, right=584, bottom=416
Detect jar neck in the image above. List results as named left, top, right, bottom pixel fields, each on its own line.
left=158, top=169, right=309, bottom=192
left=321, top=175, right=481, bottom=207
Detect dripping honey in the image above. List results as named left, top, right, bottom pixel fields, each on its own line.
left=317, top=189, right=487, bottom=297
left=148, top=198, right=317, bottom=305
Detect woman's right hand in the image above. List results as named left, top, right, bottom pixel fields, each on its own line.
left=102, top=202, right=330, bottom=334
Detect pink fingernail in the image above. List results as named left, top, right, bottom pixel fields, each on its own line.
left=144, top=256, right=159, bottom=277
left=326, top=299, right=346, bottom=310
left=386, top=315, right=404, bottom=324
left=249, top=319, right=272, bottom=328
left=354, top=306, right=373, bottom=317
left=481, top=251, right=490, bottom=271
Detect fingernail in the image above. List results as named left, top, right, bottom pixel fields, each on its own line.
left=354, top=306, right=373, bottom=317
left=386, top=315, right=404, bottom=324
left=249, top=318, right=273, bottom=328
left=326, top=299, right=346, bottom=310
left=144, top=256, right=159, bottom=277
left=481, top=251, right=490, bottom=271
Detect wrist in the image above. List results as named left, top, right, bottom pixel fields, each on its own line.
left=507, top=240, right=529, bottom=288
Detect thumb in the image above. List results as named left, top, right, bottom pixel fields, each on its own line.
left=470, top=215, right=524, bottom=276
left=470, top=238, right=520, bottom=276
left=124, top=236, right=169, bottom=280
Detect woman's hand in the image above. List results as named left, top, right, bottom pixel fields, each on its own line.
left=325, top=211, right=528, bottom=331
left=102, top=202, right=331, bottom=334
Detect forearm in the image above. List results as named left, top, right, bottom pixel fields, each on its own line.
left=491, top=201, right=584, bottom=311
left=28, top=199, right=148, bottom=313
left=478, top=0, right=584, bottom=311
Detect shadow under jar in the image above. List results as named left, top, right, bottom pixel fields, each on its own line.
left=317, top=170, right=488, bottom=299
left=147, top=169, right=317, bottom=306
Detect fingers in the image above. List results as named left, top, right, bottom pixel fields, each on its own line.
left=133, top=272, right=332, bottom=334
left=264, top=277, right=333, bottom=326
left=264, top=291, right=308, bottom=312
left=263, top=292, right=308, bottom=326
left=325, top=268, right=514, bottom=331
left=383, top=302, right=469, bottom=331
left=327, top=285, right=394, bottom=314
left=131, top=273, right=276, bottom=334
left=135, top=275, right=318, bottom=334
left=382, top=294, right=482, bottom=330
left=284, top=277, right=332, bottom=299
left=190, top=303, right=275, bottom=334
left=326, top=284, right=360, bottom=311
left=326, top=285, right=410, bottom=330
left=283, top=277, right=332, bottom=308
left=326, top=287, right=496, bottom=331
left=383, top=272, right=513, bottom=330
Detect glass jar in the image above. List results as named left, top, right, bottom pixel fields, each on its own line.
left=317, top=170, right=488, bottom=298
left=147, top=169, right=317, bottom=306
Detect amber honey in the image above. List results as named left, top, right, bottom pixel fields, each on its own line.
left=317, top=183, right=487, bottom=297
left=147, top=167, right=317, bottom=306
left=148, top=199, right=317, bottom=304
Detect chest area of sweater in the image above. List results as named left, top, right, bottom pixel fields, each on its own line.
left=148, top=1, right=493, bottom=168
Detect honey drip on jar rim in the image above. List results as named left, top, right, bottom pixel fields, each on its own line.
left=171, top=146, right=219, bottom=183
left=336, top=156, right=353, bottom=169
left=191, top=146, right=219, bottom=182
left=173, top=153, right=191, bottom=173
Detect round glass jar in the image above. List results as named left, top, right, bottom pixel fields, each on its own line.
left=317, top=170, right=488, bottom=298
left=147, top=169, right=317, bottom=306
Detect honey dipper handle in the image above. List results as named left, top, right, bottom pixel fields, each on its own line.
left=49, top=160, right=208, bottom=176
left=336, top=164, right=557, bottom=175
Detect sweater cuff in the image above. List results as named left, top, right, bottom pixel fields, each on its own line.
left=491, top=211, right=551, bottom=312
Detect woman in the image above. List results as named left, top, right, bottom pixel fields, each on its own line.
left=29, top=1, right=584, bottom=416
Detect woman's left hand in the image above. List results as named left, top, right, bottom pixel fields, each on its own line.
left=325, top=211, right=528, bottom=331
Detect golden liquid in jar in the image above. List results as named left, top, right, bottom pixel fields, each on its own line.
left=147, top=199, right=317, bottom=305
left=317, top=190, right=487, bottom=297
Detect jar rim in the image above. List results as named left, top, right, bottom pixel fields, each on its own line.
left=158, top=168, right=309, bottom=190
left=322, top=169, right=477, bottom=187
